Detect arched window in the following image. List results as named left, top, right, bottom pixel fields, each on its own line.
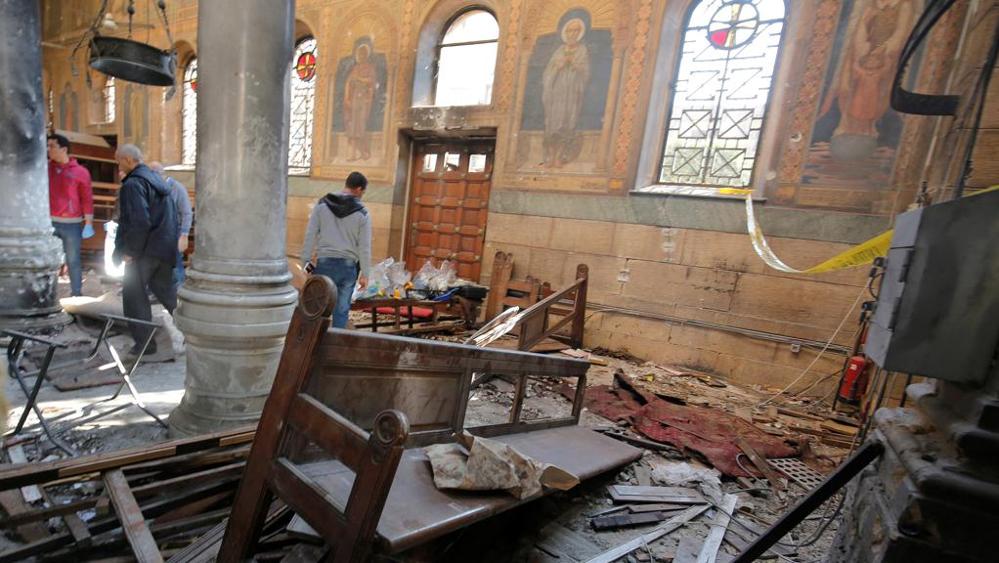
left=103, top=77, right=116, bottom=123
left=288, top=37, right=318, bottom=174
left=181, top=58, right=198, bottom=166
left=434, top=9, right=499, bottom=107
left=658, top=0, right=786, bottom=188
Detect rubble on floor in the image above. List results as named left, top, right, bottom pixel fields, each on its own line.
left=2, top=330, right=856, bottom=560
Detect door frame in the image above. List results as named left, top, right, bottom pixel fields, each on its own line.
left=402, top=134, right=497, bottom=282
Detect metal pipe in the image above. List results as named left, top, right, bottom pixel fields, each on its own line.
left=733, top=440, right=885, bottom=562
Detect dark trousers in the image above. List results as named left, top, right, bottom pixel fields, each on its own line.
left=52, top=222, right=83, bottom=296
left=122, top=256, right=177, bottom=348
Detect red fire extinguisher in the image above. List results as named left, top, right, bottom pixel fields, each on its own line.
left=838, top=354, right=870, bottom=405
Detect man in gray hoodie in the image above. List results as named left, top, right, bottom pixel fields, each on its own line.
left=301, top=171, right=371, bottom=328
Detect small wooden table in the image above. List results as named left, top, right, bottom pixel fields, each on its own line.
left=351, top=298, right=451, bottom=333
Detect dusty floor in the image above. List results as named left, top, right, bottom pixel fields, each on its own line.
left=2, top=268, right=849, bottom=561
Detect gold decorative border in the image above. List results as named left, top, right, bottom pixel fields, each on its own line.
left=612, top=0, right=653, bottom=178
left=777, top=0, right=840, bottom=186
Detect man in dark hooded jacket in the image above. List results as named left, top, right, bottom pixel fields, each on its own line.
left=114, top=144, right=179, bottom=356
left=301, top=171, right=372, bottom=328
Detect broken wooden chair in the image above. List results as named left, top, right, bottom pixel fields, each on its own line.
left=514, top=263, right=588, bottom=352
left=217, top=276, right=639, bottom=562
left=483, top=251, right=552, bottom=321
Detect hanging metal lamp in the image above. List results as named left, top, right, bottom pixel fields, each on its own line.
left=76, top=0, right=177, bottom=87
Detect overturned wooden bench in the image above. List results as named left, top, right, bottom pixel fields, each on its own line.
left=217, top=276, right=639, bottom=562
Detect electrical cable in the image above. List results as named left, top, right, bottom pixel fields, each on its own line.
left=866, top=271, right=882, bottom=300
left=711, top=490, right=847, bottom=552
left=953, top=26, right=999, bottom=199
left=757, top=284, right=868, bottom=409
left=784, top=369, right=843, bottom=400
left=583, top=305, right=853, bottom=356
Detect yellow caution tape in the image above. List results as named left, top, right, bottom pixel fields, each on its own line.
left=743, top=184, right=999, bottom=274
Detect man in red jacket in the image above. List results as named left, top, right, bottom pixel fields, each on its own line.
left=47, top=133, right=94, bottom=297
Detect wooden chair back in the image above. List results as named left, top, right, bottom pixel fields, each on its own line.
left=517, top=264, right=589, bottom=351
left=218, top=277, right=408, bottom=563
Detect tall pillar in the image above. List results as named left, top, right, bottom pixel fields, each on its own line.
left=169, top=0, right=298, bottom=436
left=0, top=0, right=67, bottom=331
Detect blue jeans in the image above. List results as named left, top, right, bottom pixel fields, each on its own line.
left=313, top=257, right=358, bottom=328
left=174, top=250, right=186, bottom=288
left=52, top=222, right=83, bottom=296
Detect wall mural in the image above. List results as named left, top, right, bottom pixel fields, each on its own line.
left=122, top=82, right=149, bottom=143
left=320, top=8, right=397, bottom=179
left=803, top=0, right=920, bottom=189
left=59, top=83, right=79, bottom=132
left=516, top=7, right=613, bottom=173
left=331, top=37, right=388, bottom=162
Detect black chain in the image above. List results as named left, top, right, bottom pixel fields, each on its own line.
left=127, top=0, right=136, bottom=38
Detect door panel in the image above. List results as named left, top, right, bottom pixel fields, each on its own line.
left=405, top=140, right=494, bottom=282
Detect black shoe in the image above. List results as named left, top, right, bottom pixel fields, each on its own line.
left=126, top=342, right=157, bottom=358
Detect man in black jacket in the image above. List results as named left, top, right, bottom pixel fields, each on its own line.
left=114, top=144, right=179, bottom=356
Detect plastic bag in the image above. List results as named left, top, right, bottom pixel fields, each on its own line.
left=387, top=261, right=411, bottom=289
left=354, top=258, right=393, bottom=300
left=412, top=260, right=437, bottom=290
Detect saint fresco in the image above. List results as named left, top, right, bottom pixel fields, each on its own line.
left=518, top=8, right=613, bottom=171
left=123, top=83, right=148, bottom=143
left=330, top=37, right=388, bottom=164
left=59, top=83, right=79, bottom=132
left=803, top=0, right=920, bottom=189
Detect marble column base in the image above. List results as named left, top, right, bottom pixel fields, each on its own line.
left=168, top=268, right=297, bottom=436
left=0, top=232, right=69, bottom=332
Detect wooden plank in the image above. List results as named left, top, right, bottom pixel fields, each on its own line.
left=775, top=407, right=825, bottom=422
left=0, top=473, right=238, bottom=562
left=583, top=504, right=710, bottom=563
left=725, top=516, right=795, bottom=557
left=820, top=420, right=859, bottom=436
left=722, top=522, right=795, bottom=558
left=608, top=485, right=705, bottom=505
left=629, top=502, right=690, bottom=513
left=166, top=503, right=286, bottom=563
left=695, top=494, right=737, bottom=563
left=0, top=490, right=48, bottom=542
left=8, top=446, right=43, bottom=503
left=735, top=438, right=785, bottom=491
left=63, top=511, right=92, bottom=548
left=536, top=522, right=602, bottom=560
left=0, top=462, right=245, bottom=529
left=0, top=426, right=255, bottom=490
left=591, top=510, right=681, bottom=531
left=103, top=469, right=163, bottom=563
left=674, top=534, right=703, bottom=563
left=38, top=487, right=90, bottom=548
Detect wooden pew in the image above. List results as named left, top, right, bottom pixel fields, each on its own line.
left=217, top=277, right=639, bottom=562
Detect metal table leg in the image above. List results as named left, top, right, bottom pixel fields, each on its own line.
left=3, top=332, right=75, bottom=455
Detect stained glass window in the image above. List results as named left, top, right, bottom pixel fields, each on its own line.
left=658, top=0, right=786, bottom=188
left=104, top=77, right=116, bottom=123
left=434, top=10, right=499, bottom=107
left=288, top=37, right=318, bottom=174
left=181, top=58, right=198, bottom=166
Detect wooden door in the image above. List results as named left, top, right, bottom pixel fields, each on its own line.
left=404, top=141, right=494, bottom=281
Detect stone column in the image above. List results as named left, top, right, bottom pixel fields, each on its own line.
left=0, top=0, right=67, bottom=331
left=169, top=0, right=298, bottom=436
